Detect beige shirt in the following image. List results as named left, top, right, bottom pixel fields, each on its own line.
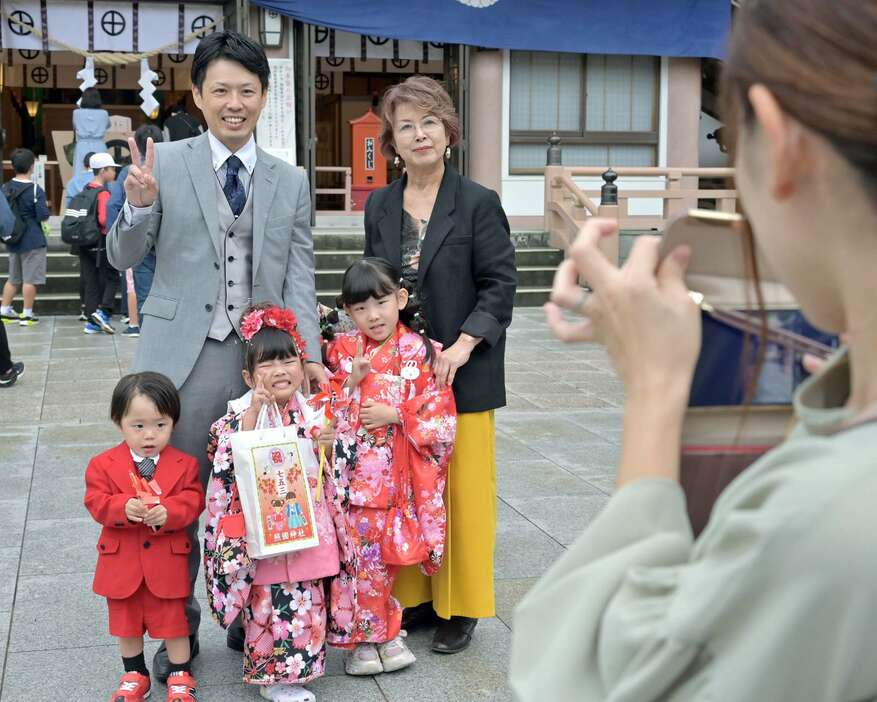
left=511, top=351, right=877, bottom=701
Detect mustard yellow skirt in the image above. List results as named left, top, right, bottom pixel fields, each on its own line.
left=392, top=410, right=497, bottom=619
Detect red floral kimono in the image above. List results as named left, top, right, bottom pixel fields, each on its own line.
left=325, top=323, right=456, bottom=646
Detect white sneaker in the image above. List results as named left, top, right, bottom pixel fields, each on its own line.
left=258, top=683, right=316, bottom=702
left=377, top=631, right=416, bottom=672
left=344, top=643, right=384, bottom=676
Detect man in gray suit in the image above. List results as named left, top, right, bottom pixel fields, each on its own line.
left=107, top=30, right=327, bottom=680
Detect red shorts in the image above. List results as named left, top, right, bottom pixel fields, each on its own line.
left=107, top=583, right=189, bottom=639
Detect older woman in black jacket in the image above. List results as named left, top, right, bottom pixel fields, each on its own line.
left=364, top=75, right=517, bottom=654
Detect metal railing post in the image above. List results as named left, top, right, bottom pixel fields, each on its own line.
left=597, top=168, right=620, bottom=265
left=545, top=133, right=566, bottom=247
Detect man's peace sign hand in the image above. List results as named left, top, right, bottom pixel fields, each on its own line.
left=124, top=137, right=158, bottom=207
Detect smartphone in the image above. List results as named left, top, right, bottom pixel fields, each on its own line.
left=661, top=210, right=838, bottom=406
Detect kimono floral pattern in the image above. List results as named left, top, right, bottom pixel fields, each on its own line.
left=325, top=324, right=456, bottom=646
left=243, top=579, right=326, bottom=685
left=204, top=395, right=346, bottom=686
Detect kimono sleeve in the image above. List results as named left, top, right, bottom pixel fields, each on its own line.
left=203, top=412, right=253, bottom=628
left=510, top=467, right=877, bottom=702
left=203, top=415, right=236, bottom=552
left=325, top=336, right=351, bottom=381
left=325, top=335, right=358, bottom=434
left=398, top=365, right=456, bottom=463
left=397, top=348, right=457, bottom=575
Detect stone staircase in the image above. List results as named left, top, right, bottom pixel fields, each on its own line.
left=0, top=218, right=562, bottom=316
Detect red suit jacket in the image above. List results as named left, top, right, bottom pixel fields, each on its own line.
left=84, top=442, right=204, bottom=600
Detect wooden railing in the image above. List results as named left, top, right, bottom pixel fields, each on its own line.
left=314, top=166, right=353, bottom=212
left=544, top=135, right=737, bottom=261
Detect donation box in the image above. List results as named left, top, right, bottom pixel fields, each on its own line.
left=350, top=109, right=387, bottom=210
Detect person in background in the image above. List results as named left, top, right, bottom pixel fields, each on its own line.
left=67, top=152, right=97, bottom=321
left=162, top=101, right=204, bottom=142
left=121, top=269, right=140, bottom=338
left=72, top=88, right=110, bottom=177
left=1, top=148, right=51, bottom=327
left=0, top=193, right=24, bottom=387
left=81, top=153, right=120, bottom=335
left=65, top=151, right=97, bottom=209
left=106, top=125, right=163, bottom=322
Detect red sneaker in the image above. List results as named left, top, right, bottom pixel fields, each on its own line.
left=108, top=671, right=151, bottom=701
left=165, top=672, right=197, bottom=701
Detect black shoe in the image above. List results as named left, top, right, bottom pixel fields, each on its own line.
left=226, top=621, right=245, bottom=651
left=401, top=601, right=441, bottom=631
left=0, top=362, right=24, bottom=387
left=431, top=616, right=477, bottom=654
left=153, top=634, right=199, bottom=683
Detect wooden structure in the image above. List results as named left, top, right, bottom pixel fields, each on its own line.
left=544, top=135, right=737, bottom=261
left=314, top=165, right=353, bottom=213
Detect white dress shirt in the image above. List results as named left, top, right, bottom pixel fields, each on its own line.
left=130, top=449, right=160, bottom=466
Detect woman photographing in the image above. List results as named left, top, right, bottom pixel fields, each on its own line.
left=512, top=1, right=877, bottom=699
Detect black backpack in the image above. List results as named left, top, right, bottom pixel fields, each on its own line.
left=61, top=186, right=106, bottom=247
left=1, top=182, right=33, bottom=247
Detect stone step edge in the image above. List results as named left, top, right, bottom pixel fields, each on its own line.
left=2, top=245, right=564, bottom=259
left=32, top=286, right=554, bottom=300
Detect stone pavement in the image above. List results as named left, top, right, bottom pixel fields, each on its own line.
left=0, top=308, right=623, bottom=702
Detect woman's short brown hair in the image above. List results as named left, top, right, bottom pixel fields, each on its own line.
left=378, top=76, right=460, bottom=160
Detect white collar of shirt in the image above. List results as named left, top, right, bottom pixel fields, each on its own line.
left=130, top=449, right=160, bottom=466
left=207, top=131, right=257, bottom=175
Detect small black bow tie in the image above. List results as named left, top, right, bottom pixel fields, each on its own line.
left=138, top=457, right=156, bottom=480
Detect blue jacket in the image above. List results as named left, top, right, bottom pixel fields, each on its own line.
left=2, top=180, right=50, bottom=253
left=105, top=165, right=129, bottom=231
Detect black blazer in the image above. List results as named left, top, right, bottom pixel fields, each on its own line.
left=364, top=164, right=517, bottom=413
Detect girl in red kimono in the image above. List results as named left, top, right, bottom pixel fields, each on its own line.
left=325, top=257, right=457, bottom=676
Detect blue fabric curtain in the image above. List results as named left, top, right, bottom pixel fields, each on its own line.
left=251, top=0, right=730, bottom=58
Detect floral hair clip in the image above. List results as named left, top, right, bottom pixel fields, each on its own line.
left=241, top=306, right=308, bottom=359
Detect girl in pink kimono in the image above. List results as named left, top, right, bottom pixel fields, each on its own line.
left=325, top=258, right=457, bottom=676
left=203, top=304, right=340, bottom=702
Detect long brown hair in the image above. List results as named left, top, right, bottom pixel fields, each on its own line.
left=720, top=0, right=877, bottom=400
left=721, top=0, right=877, bottom=201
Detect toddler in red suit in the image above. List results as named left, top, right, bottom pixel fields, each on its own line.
left=84, top=371, right=204, bottom=702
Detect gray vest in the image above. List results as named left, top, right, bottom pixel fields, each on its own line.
left=207, top=177, right=254, bottom=341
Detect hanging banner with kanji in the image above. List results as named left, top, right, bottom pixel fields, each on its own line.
left=0, top=1, right=223, bottom=56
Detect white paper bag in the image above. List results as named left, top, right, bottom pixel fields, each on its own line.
left=230, top=403, right=320, bottom=559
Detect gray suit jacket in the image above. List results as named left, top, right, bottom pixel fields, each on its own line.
left=107, top=132, right=320, bottom=389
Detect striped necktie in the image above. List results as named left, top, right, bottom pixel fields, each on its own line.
left=138, top=457, right=156, bottom=480
left=223, top=155, right=246, bottom=216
